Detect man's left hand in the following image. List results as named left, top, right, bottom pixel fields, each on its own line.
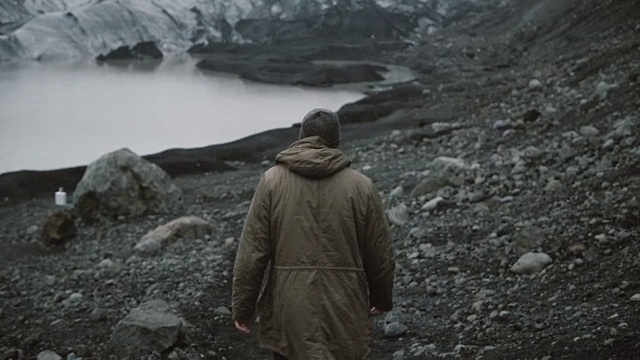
left=235, top=321, right=251, bottom=334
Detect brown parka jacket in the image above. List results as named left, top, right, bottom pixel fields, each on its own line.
left=232, top=136, right=395, bottom=360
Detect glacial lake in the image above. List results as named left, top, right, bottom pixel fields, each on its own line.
left=0, top=56, right=376, bottom=174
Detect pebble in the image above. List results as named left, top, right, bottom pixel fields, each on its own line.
left=422, top=196, right=444, bottom=211
left=545, top=179, right=562, bottom=192
left=68, top=293, right=84, bottom=303
left=387, top=203, right=410, bottom=225
left=390, top=186, right=404, bottom=197
left=511, top=252, right=552, bottom=274
left=511, top=162, right=527, bottom=174
left=630, top=294, right=640, bottom=302
left=27, top=225, right=39, bottom=235
left=384, top=322, right=408, bottom=337
left=529, top=79, right=542, bottom=90
left=37, top=350, right=62, bottom=360
left=90, top=307, right=108, bottom=322
left=393, top=349, right=405, bottom=360
left=579, top=125, right=600, bottom=138
left=594, top=81, right=612, bottom=100
left=493, top=119, right=513, bottom=130
left=215, top=306, right=232, bottom=316
left=3, top=349, right=23, bottom=360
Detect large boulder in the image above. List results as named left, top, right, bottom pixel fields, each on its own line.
left=73, top=148, right=182, bottom=222
left=109, top=299, right=184, bottom=358
left=135, top=216, right=214, bottom=255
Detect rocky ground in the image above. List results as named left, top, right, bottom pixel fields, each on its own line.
left=2, top=0, right=640, bottom=359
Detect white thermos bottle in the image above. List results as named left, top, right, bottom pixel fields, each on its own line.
left=55, top=187, right=67, bottom=206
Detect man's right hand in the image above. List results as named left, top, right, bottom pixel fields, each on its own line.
left=235, top=321, right=251, bottom=334
left=370, top=307, right=384, bottom=317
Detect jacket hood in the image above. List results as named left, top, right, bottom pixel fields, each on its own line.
left=275, top=136, right=351, bottom=178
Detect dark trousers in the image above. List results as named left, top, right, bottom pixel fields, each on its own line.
left=273, top=352, right=288, bottom=360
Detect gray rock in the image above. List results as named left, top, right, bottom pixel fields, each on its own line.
left=630, top=294, right=640, bottom=302
left=134, top=238, right=163, bottom=256
left=384, top=322, right=408, bottom=337
left=422, top=197, right=444, bottom=211
left=524, top=146, right=544, bottom=160
left=430, top=157, right=469, bottom=174
left=500, top=196, right=514, bottom=204
left=390, top=130, right=403, bottom=139
left=214, top=306, right=232, bottom=316
left=90, top=307, right=109, bottom=322
left=2, top=348, right=23, bottom=360
left=26, top=225, right=39, bottom=235
left=37, top=350, right=62, bottom=360
left=411, top=178, right=447, bottom=197
left=602, top=138, right=615, bottom=150
left=468, top=190, right=486, bottom=203
left=387, top=204, right=410, bottom=226
left=545, top=179, right=563, bottom=192
left=511, top=226, right=545, bottom=256
left=511, top=162, right=527, bottom=175
left=393, top=350, right=405, bottom=360
left=511, top=252, right=552, bottom=274
left=68, top=293, right=84, bottom=303
left=96, top=258, right=121, bottom=277
left=493, top=120, right=513, bottom=130
left=109, top=299, right=184, bottom=358
left=41, top=209, right=77, bottom=246
left=73, top=148, right=183, bottom=222
left=610, top=116, right=637, bottom=140
left=580, top=125, right=600, bottom=138
left=594, top=81, right=614, bottom=101
left=390, top=186, right=404, bottom=198
left=565, top=166, right=580, bottom=181
left=529, top=79, right=542, bottom=90
left=135, top=216, right=214, bottom=255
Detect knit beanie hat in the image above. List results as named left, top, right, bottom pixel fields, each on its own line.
left=298, top=108, right=341, bottom=148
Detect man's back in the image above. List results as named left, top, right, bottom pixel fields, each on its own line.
left=232, top=110, right=394, bottom=360
left=265, top=163, right=372, bottom=269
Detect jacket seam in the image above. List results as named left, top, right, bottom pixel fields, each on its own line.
left=273, top=265, right=364, bottom=271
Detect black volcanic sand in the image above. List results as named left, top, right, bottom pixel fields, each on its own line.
left=2, top=0, right=640, bottom=359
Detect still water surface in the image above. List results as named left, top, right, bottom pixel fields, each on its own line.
left=0, top=56, right=365, bottom=174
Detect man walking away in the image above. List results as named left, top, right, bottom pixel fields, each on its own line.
left=232, top=108, right=395, bottom=360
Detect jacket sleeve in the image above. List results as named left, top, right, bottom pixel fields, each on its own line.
left=362, top=183, right=395, bottom=312
left=232, top=175, right=272, bottom=322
